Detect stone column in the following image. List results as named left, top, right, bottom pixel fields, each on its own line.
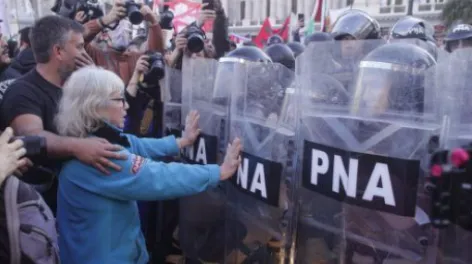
left=270, top=0, right=276, bottom=18
left=244, top=0, right=251, bottom=23
left=261, top=0, right=268, bottom=19
left=296, top=0, right=303, bottom=15
left=304, top=0, right=311, bottom=20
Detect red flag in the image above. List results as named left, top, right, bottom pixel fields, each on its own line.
left=253, top=18, right=273, bottom=48
left=312, top=0, right=324, bottom=22
left=273, top=16, right=291, bottom=41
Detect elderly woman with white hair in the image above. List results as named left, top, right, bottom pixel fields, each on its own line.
left=55, top=66, right=242, bottom=264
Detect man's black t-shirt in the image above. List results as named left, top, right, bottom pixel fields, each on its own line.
left=0, top=68, right=62, bottom=133
left=0, top=68, right=62, bottom=212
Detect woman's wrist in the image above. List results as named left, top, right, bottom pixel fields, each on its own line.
left=177, top=138, right=191, bottom=149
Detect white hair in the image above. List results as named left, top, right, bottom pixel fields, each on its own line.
left=55, top=66, right=124, bottom=137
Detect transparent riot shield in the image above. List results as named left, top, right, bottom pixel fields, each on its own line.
left=295, top=40, right=439, bottom=264
left=225, top=61, right=297, bottom=263
left=388, top=38, right=440, bottom=62
left=433, top=47, right=472, bottom=264
left=162, top=65, right=183, bottom=137
left=178, top=56, right=233, bottom=263
left=328, top=38, right=386, bottom=91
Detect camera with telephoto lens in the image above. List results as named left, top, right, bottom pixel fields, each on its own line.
left=75, top=0, right=104, bottom=23
left=186, top=24, right=206, bottom=53
left=429, top=143, right=472, bottom=231
left=125, top=0, right=143, bottom=25
left=11, top=136, right=47, bottom=158
left=139, top=52, right=165, bottom=99
left=51, top=0, right=103, bottom=23
left=160, top=5, right=174, bottom=30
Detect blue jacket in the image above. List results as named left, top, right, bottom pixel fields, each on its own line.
left=57, top=132, right=220, bottom=264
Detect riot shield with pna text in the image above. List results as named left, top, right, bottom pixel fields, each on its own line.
left=178, top=56, right=233, bottom=263
left=295, top=41, right=440, bottom=263
left=225, top=60, right=297, bottom=263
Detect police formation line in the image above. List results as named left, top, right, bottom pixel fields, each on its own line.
left=160, top=10, right=472, bottom=264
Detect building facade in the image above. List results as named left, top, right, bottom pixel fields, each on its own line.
left=1, top=0, right=447, bottom=41
left=224, top=0, right=447, bottom=38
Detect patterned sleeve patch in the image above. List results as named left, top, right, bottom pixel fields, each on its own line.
left=131, top=154, right=146, bottom=174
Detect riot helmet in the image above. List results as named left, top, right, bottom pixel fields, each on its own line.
left=389, top=16, right=435, bottom=42
left=224, top=46, right=272, bottom=63
left=267, top=35, right=284, bottom=46
left=304, top=32, right=334, bottom=46
left=287, top=41, right=305, bottom=58
left=264, top=43, right=296, bottom=70
left=213, top=46, right=272, bottom=103
left=331, top=9, right=381, bottom=40
left=389, top=16, right=438, bottom=60
left=352, top=42, right=436, bottom=117
left=444, top=23, right=472, bottom=52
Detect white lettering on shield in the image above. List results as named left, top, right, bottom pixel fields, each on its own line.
left=237, top=158, right=268, bottom=199
left=183, top=137, right=208, bottom=164
left=195, top=138, right=207, bottom=164
left=310, top=149, right=396, bottom=206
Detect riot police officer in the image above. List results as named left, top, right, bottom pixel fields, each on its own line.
left=267, top=34, right=284, bottom=46
left=223, top=46, right=272, bottom=62
left=329, top=9, right=384, bottom=90
left=287, top=41, right=305, bottom=58
left=444, top=23, right=472, bottom=52
left=305, top=32, right=334, bottom=46
left=265, top=43, right=296, bottom=70
left=347, top=42, right=436, bottom=262
left=389, top=16, right=438, bottom=60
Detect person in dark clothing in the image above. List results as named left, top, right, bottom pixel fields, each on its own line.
left=0, top=27, right=35, bottom=102
left=0, top=27, right=34, bottom=82
left=0, top=15, right=127, bottom=214
left=0, top=48, right=35, bottom=82
left=18, top=27, right=31, bottom=52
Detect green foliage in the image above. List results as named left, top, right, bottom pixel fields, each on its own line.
left=442, top=0, right=472, bottom=28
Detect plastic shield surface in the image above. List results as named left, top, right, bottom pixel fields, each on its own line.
left=440, top=48, right=472, bottom=148
left=225, top=61, right=297, bottom=263
left=178, top=57, right=232, bottom=262
left=327, top=38, right=386, bottom=90
left=435, top=47, right=472, bottom=263
left=295, top=40, right=439, bottom=263
left=162, top=65, right=183, bottom=137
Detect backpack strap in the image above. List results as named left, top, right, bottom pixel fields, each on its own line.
left=4, top=176, right=21, bottom=264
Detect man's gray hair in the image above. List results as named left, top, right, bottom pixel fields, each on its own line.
left=56, top=66, right=124, bottom=137
left=30, top=15, right=84, bottom=63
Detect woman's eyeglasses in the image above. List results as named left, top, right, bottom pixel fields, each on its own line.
left=110, top=97, right=126, bottom=106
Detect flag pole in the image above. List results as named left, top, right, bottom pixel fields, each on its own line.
left=319, top=0, right=326, bottom=32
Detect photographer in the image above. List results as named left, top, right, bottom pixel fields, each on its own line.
left=123, top=54, right=156, bottom=135
left=0, top=27, right=34, bottom=83
left=83, top=0, right=165, bottom=84
left=167, top=0, right=229, bottom=69
left=209, top=0, right=231, bottom=60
